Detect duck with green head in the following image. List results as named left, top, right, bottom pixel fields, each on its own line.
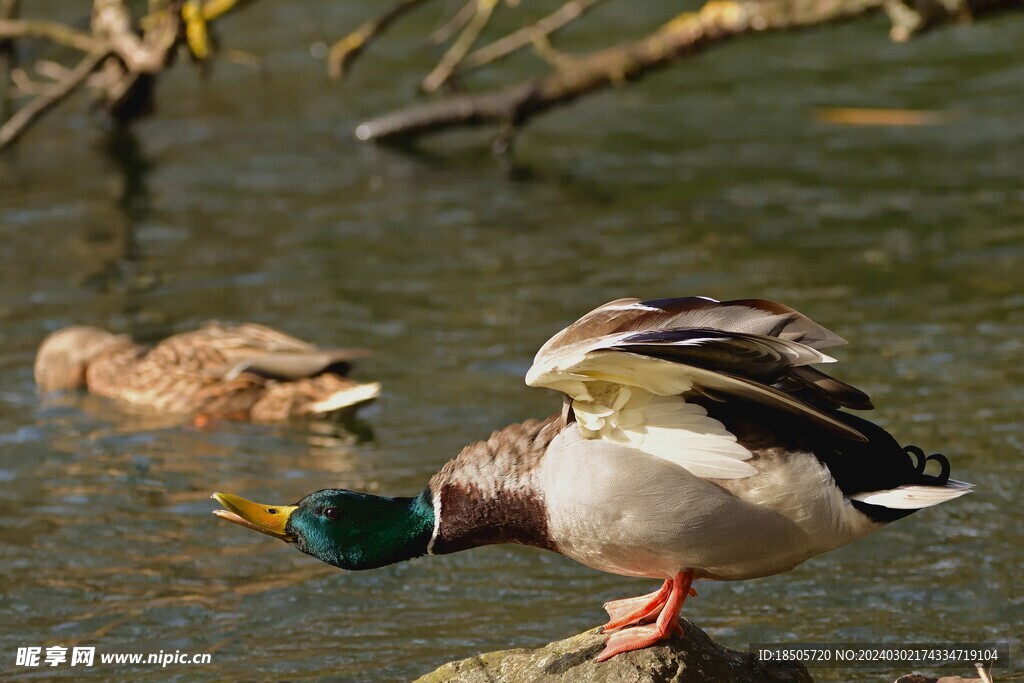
left=213, top=296, right=972, bottom=661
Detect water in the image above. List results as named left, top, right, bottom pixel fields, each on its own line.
left=1, top=2, right=1022, bottom=680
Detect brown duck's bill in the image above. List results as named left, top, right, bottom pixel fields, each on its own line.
left=211, top=492, right=297, bottom=542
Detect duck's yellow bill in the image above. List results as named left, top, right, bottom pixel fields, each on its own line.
left=212, top=492, right=297, bottom=542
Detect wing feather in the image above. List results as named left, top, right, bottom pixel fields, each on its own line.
left=850, top=479, right=974, bottom=509
left=154, top=323, right=369, bottom=382
left=612, top=328, right=835, bottom=381
left=528, top=296, right=870, bottom=481
left=536, top=296, right=847, bottom=362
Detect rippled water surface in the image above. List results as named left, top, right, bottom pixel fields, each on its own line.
left=1, top=2, right=1022, bottom=681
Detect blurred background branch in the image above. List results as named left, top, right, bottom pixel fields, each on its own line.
left=1, top=0, right=1022, bottom=153
left=462, top=0, right=607, bottom=72
left=0, top=0, right=259, bottom=152
left=326, top=0, right=433, bottom=81
left=350, top=0, right=1023, bottom=144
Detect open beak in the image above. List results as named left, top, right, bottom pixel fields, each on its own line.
left=211, top=492, right=297, bottom=543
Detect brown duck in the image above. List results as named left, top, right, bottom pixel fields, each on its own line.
left=34, top=323, right=380, bottom=422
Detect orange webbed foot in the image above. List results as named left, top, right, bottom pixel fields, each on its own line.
left=596, top=570, right=694, bottom=662
left=601, top=579, right=671, bottom=633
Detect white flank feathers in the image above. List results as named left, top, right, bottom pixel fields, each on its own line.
left=850, top=479, right=974, bottom=509
left=307, top=382, right=381, bottom=414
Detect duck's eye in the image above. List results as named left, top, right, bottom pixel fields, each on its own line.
left=323, top=507, right=341, bottom=520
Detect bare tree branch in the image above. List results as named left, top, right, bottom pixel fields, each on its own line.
left=355, top=0, right=1022, bottom=143
left=0, top=0, right=266, bottom=152
left=2, top=0, right=1018, bottom=155
left=0, top=49, right=109, bottom=150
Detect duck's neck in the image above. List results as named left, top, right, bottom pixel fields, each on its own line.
left=427, top=416, right=562, bottom=555
left=370, top=492, right=437, bottom=567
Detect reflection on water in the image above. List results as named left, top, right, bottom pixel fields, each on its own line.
left=74, top=131, right=148, bottom=293
left=2, top=2, right=1023, bottom=680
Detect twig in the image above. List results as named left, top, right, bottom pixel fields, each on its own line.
left=464, top=0, right=607, bottom=70
left=429, top=0, right=478, bottom=44
left=527, top=33, right=575, bottom=69
left=814, top=105, right=953, bottom=125
left=0, top=49, right=109, bottom=150
left=0, top=19, right=104, bottom=52
left=422, top=0, right=499, bottom=92
left=35, top=59, right=71, bottom=81
left=327, top=0, right=433, bottom=80
left=223, top=48, right=266, bottom=74
left=10, top=67, right=50, bottom=96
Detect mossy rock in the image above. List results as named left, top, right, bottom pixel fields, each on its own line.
left=415, top=619, right=812, bottom=683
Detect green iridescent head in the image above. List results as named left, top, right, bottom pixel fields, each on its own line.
left=212, top=489, right=435, bottom=570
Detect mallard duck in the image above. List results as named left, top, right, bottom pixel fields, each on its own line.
left=212, top=297, right=971, bottom=660
left=35, top=323, right=380, bottom=422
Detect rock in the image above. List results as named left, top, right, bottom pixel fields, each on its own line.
left=414, top=619, right=812, bottom=683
